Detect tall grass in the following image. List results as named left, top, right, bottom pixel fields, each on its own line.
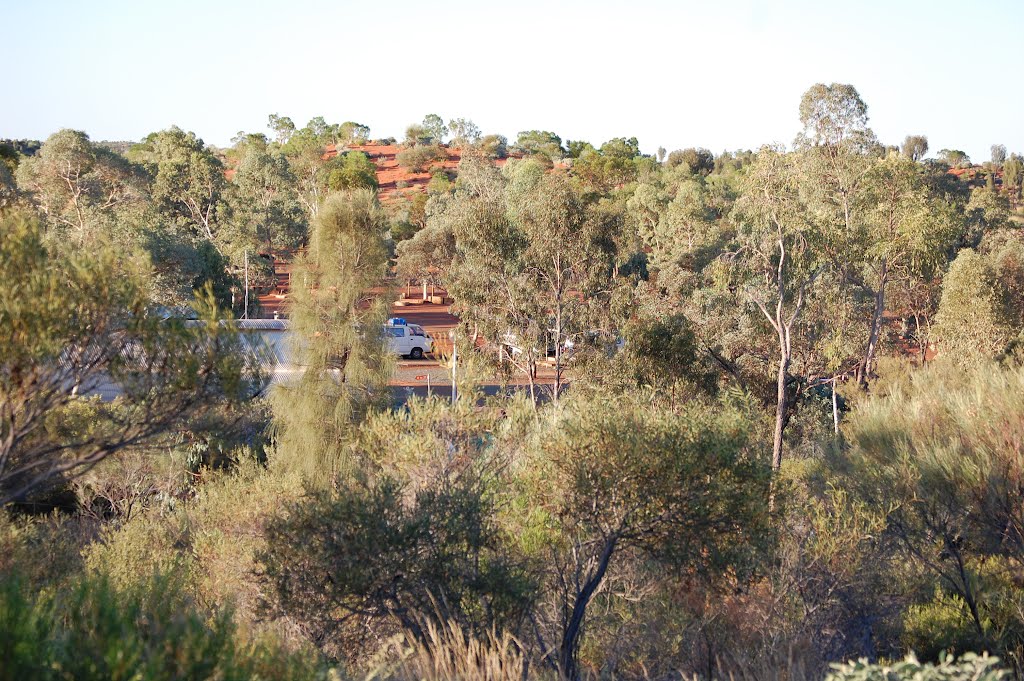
left=366, top=619, right=544, bottom=681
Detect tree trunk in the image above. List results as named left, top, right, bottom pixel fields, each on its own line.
left=558, top=536, right=618, bottom=681
left=772, top=350, right=789, bottom=471
left=553, top=298, right=563, bottom=403
left=527, top=357, right=537, bottom=408
left=832, top=375, right=840, bottom=435
left=861, top=259, right=888, bottom=386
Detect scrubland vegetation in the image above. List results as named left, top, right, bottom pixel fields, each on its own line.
left=3, top=84, right=1024, bottom=679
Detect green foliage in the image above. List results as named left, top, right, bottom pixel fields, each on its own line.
left=477, top=134, right=508, bottom=159
left=0, top=569, right=331, bottom=681
left=261, top=469, right=533, bottom=646
left=666, top=147, right=714, bottom=175
left=571, top=142, right=639, bottom=190
left=514, top=130, right=563, bottom=162
left=0, top=213, right=257, bottom=505
left=839, top=362, right=1024, bottom=661
left=934, top=249, right=1014, bottom=360
left=132, top=127, right=227, bottom=243
left=446, top=118, right=480, bottom=147
left=327, top=151, right=379, bottom=191
left=797, top=82, right=874, bottom=150
left=938, top=149, right=971, bottom=167
left=15, top=129, right=150, bottom=244
left=535, top=396, right=772, bottom=571
left=227, top=142, right=307, bottom=254
left=902, top=135, right=929, bottom=161
left=421, top=114, right=446, bottom=145
left=396, top=144, right=447, bottom=173
left=1003, top=154, right=1023, bottom=202
left=270, top=190, right=392, bottom=483
left=616, top=312, right=716, bottom=394
left=902, top=589, right=987, bottom=661
left=262, top=399, right=535, bottom=650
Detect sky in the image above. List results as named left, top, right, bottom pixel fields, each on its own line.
left=3, top=0, right=1022, bottom=163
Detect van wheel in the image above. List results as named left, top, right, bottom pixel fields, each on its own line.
left=410, top=347, right=424, bottom=360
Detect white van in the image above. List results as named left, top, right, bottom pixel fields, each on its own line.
left=384, top=320, right=433, bottom=359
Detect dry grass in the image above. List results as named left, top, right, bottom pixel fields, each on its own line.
left=366, top=619, right=546, bottom=681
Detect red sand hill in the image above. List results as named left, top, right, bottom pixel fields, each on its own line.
left=323, top=143, right=508, bottom=202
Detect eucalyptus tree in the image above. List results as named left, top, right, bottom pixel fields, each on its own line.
left=513, top=130, right=564, bottom=163
left=421, top=113, right=447, bottom=144
left=16, top=129, right=149, bottom=244
left=901, top=135, right=929, bottom=162
left=991, top=144, right=1007, bottom=166
left=852, top=152, right=961, bottom=380
left=938, top=149, right=970, bottom=167
left=417, top=157, right=614, bottom=403
left=506, top=160, right=615, bottom=400
left=277, top=117, right=348, bottom=218
left=447, top=118, right=481, bottom=147
left=732, top=146, right=822, bottom=471
left=794, top=83, right=877, bottom=250
left=267, top=113, right=295, bottom=144
left=227, top=138, right=306, bottom=254
left=666, top=147, right=714, bottom=175
left=630, top=165, right=752, bottom=394
left=0, top=212, right=256, bottom=506
left=131, top=127, right=227, bottom=249
left=423, top=159, right=545, bottom=399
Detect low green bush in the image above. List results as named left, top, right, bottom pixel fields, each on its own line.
left=0, top=568, right=334, bottom=681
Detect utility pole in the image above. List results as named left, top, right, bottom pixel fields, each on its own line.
left=243, top=250, right=249, bottom=320
left=451, top=335, right=457, bottom=406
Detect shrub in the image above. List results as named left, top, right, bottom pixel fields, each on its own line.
left=0, top=568, right=334, bottom=681
left=826, top=652, right=1008, bottom=681
left=396, top=144, right=446, bottom=173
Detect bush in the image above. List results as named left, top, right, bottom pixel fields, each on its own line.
left=396, top=144, right=446, bottom=173
left=0, top=568, right=334, bottom=681
left=826, top=653, right=1008, bottom=681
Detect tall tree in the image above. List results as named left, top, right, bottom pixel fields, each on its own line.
left=134, top=127, right=227, bottom=247
left=447, top=117, right=481, bottom=147
left=856, top=152, right=960, bottom=381
left=528, top=397, right=772, bottom=680
left=732, top=147, right=821, bottom=471
left=271, top=190, right=392, bottom=483
left=901, top=135, right=929, bottom=162
left=267, top=114, right=295, bottom=144
left=991, top=144, right=1007, bottom=166
left=421, top=113, right=446, bottom=145
left=0, top=212, right=255, bottom=505
left=227, top=139, right=306, bottom=254
left=16, top=129, right=149, bottom=243
left=278, top=117, right=344, bottom=218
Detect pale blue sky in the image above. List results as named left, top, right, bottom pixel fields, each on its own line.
left=3, top=0, right=1021, bottom=162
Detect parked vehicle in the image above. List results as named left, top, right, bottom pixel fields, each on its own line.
left=384, top=318, right=433, bottom=359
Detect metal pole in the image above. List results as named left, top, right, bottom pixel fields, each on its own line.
left=451, top=338, right=457, bottom=406
left=243, top=250, right=249, bottom=319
